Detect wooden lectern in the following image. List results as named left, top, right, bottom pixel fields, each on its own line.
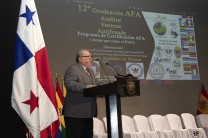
left=84, top=74, right=140, bottom=138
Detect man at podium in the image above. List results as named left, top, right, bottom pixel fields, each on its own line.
left=63, top=49, right=100, bottom=138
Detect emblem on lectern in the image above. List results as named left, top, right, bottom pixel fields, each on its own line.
left=125, top=74, right=136, bottom=96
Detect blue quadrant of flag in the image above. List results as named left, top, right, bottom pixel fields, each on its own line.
left=14, top=34, right=33, bottom=71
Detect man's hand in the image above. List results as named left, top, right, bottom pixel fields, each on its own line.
left=85, top=85, right=97, bottom=88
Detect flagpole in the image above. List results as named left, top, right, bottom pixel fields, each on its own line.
left=62, top=77, right=67, bottom=97
left=56, top=73, right=60, bottom=86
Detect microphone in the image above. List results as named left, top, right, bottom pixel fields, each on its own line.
left=106, top=62, right=125, bottom=78
left=106, top=62, right=120, bottom=76
left=96, top=59, right=111, bottom=83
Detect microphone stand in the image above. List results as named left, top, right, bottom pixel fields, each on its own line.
left=96, top=59, right=111, bottom=83
left=106, top=62, right=125, bottom=80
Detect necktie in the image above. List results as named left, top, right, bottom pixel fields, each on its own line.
left=86, top=68, right=91, bottom=76
left=86, top=68, right=93, bottom=84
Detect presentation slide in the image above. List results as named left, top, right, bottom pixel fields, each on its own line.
left=39, top=0, right=200, bottom=82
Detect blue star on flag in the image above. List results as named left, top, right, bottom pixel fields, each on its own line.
left=20, top=5, right=36, bottom=25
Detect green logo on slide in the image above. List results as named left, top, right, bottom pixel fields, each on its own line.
left=153, top=22, right=167, bottom=36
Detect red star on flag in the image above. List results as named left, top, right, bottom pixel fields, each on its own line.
left=22, top=90, right=39, bottom=114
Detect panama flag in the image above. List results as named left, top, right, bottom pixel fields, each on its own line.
left=11, top=0, right=60, bottom=137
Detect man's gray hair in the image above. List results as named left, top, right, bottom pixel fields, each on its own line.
left=76, top=49, right=88, bottom=63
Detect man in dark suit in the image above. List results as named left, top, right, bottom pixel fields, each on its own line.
left=63, top=49, right=100, bottom=138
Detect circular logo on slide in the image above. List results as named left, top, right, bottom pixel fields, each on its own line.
left=164, top=46, right=173, bottom=57
left=174, top=46, right=182, bottom=58
left=154, top=46, right=164, bottom=57
left=153, top=22, right=167, bottom=36
left=127, top=63, right=144, bottom=78
left=149, top=63, right=165, bottom=80
left=172, top=59, right=182, bottom=69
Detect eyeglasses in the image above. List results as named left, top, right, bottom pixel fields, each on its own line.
left=80, top=55, right=93, bottom=58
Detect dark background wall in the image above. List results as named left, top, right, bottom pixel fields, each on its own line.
left=1, top=0, right=26, bottom=137
left=2, top=0, right=208, bottom=137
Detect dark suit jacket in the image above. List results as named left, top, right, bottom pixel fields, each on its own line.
left=63, top=63, right=99, bottom=118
